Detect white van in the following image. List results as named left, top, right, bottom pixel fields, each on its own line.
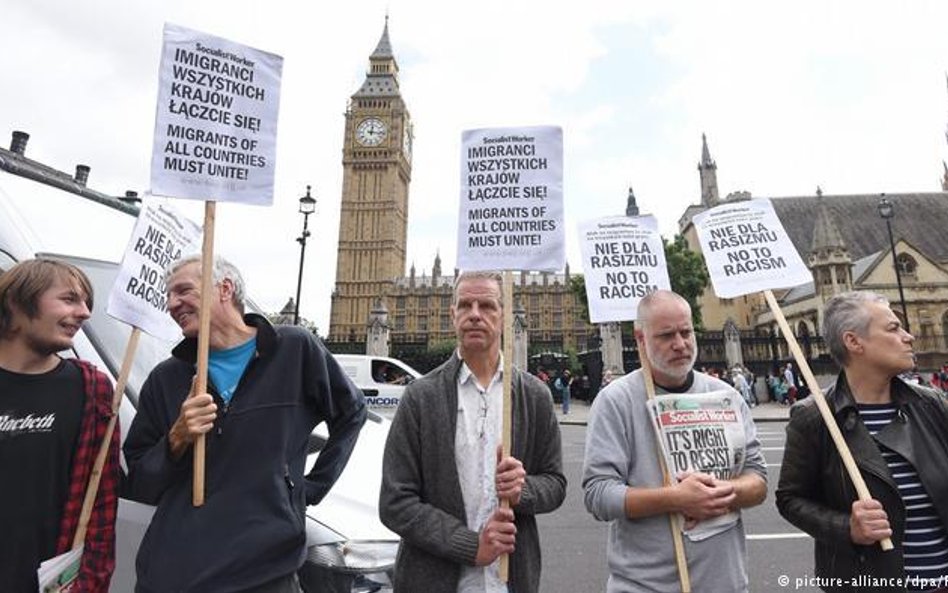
left=333, top=354, right=422, bottom=414
left=0, top=145, right=397, bottom=592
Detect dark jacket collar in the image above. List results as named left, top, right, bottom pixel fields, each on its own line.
left=171, top=313, right=276, bottom=364
left=830, top=371, right=917, bottom=417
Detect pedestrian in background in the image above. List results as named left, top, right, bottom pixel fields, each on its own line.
left=555, top=369, right=573, bottom=415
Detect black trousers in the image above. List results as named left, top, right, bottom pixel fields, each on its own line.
left=239, top=573, right=301, bottom=593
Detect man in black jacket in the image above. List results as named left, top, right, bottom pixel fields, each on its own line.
left=777, top=291, right=948, bottom=592
left=124, top=255, right=366, bottom=593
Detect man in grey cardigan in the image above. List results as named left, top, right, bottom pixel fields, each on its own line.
left=380, top=271, right=566, bottom=593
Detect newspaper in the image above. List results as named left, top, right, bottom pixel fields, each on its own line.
left=646, top=390, right=747, bottom=541
left=37, top=546, right=82, bottom=592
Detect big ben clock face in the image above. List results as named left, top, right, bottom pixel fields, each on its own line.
left=356, top=118, right=387, bottom=146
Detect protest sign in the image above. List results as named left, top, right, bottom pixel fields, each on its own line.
left=693, top=198, right=811, bottom=298
left=150, top=23, right=283, bottom=205
left=107, top=199, right=202, bottom=341
left=457, top=126, right=564, bottom=272
left=695, top=197, right=894, bottom=551
left=646, top=390, right=747, bottom=542
left=577, top=215, right=670, bottom=322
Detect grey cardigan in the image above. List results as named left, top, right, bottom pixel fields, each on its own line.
left=379, top=354, right=566, bottom=593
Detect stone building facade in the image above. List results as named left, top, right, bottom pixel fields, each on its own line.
left=328, top=19, right=413, bottom=344
left=679, top=136, right=948, bottom=370
left=326, top=21, right=595, bottom=354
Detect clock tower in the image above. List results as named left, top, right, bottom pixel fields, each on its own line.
left=329, top=18, right=413, bottom=344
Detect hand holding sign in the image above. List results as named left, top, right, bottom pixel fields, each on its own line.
left=150, top=23, right=283, bottom=506
left=694, top=198, right=893, bottom=551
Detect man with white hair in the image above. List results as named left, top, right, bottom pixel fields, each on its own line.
left=124, top=255, right=366, bottom=593
left=777, top=291, right=948, bottom=592
left=582, top=289, right=767, bottom=592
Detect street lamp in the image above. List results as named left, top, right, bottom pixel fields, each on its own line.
left=877, top=195, right=910, bottom=333
left=294, top=185, right=316, bottom=325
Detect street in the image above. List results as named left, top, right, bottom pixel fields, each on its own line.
left=538, top=421, right=822, bottom=593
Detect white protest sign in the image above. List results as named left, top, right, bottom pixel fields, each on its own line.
left=107, top=199, right=202, bottom=341
left=150, top=23, right=283, bottom=205
left=693, top=198, right=811, bottom=298
left=457, top=126, right=564, bottom=272
left=577, top=215, right=670, bottom=323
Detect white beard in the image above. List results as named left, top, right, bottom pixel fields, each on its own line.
left=644, top=340, right=697, bottom=384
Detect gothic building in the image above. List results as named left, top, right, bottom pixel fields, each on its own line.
left=326, top=21, right=596, bottom=354
left=679, top=136, right=948, bottom=370
left=328, top=18, right=413, bottom=344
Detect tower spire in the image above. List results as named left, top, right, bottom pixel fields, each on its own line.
left=625, top=186, right=639, bottom=216
left=701, top=133, right=714, bottom=166
left=807, top=189, right=852, bottom=298
left=355, top=17, right=399, bottom=95
left=810, top=190, right=845, bottom=252
left=697, top=133, right=720, bottom=207
left=371, top=15, right=393, bottom=58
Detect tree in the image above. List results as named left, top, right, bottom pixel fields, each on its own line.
left=568, top=234, right=710, bottom=329
left=663, top=234, right=709, bottom=330
left=266, top=311, right=320, bottom=336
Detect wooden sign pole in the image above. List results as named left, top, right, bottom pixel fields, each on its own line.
left=499, top=270, right=514, bottom=581
left=763, top=289, right=892, bottom=551
left=193, top=201, right=216, bottom=507
left=72, top=327, right=141, bottom=548
left=638, top=339, right=692, bottom=592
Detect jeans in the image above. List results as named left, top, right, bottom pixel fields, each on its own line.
left=561, top=389, right=570, bottom=414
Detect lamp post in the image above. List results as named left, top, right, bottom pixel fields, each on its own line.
left=877, top=195, right=910, bottom=333
left=294, top=185, right=316, bottom=325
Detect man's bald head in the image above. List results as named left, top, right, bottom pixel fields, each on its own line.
left=636, top=290, right=691, bottom=332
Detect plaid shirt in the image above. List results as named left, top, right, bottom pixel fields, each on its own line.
left=54, top=359, right=120, bottom=593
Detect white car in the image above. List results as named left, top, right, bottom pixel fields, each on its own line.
left=0, top=158, right=397, bottom=592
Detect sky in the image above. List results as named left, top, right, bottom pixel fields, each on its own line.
left=3, top=0, right=948, bottom=333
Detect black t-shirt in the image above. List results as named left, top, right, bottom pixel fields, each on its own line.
left=0, top=360, right=84, bottom=592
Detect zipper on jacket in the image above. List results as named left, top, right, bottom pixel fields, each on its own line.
left=216, top=400, right=231, bottom=436
left=210, top=352, right=259, bottom=437
left=284, top=464, right=295, bottom=490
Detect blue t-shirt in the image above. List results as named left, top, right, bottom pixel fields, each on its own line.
left=208, top=337, right=256, bottom=404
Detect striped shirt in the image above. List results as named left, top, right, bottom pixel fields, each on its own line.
left=857, top=403, right=948, bottom=592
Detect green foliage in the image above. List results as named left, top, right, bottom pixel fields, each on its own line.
left=427, top=339, right=457, bottom=359
left=569, top=274, right=589, bottom=323
left=663, top=234, right=709, bottom=330
left=568, top=234, right=709, bottom=330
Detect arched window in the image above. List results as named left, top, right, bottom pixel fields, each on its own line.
left=896, top=253, right=917, bottom=276
left=797, top=321, right=810, bottom=338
